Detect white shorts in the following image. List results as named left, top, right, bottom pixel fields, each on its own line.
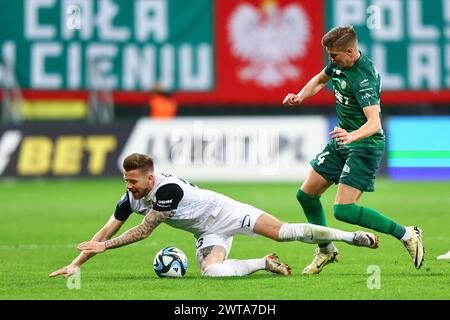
left=195, top=195, right=265, bottom=259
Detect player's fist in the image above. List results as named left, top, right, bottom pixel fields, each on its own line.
left=283, top=93, right=301, bottom=107
left=49, top=264, right=79, bottom=278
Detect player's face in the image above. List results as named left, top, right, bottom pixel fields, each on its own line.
left=326, top=47, right=353, bottom=69
left=124, top=169, right=154, bottom=199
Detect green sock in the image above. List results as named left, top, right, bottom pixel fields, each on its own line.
left=296, top=189, right=330, bottom=247
left=334, top=204, right=406, bottom=239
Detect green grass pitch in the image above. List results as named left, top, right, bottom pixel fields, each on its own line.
left=1, top=178, right=449, bottom=300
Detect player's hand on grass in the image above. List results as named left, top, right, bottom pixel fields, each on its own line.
left=283, top=93, right=301, bottom=107
left=330, top=127, right=353, bottom=145
left=77, top=241, right=107, bottom=254
left=48, top=264, right=79, bottom=278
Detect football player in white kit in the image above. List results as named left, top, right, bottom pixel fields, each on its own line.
left=50, top=153, right=378, bottom=278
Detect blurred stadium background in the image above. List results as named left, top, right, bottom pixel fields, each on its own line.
left=1, top=0, right=449, bottom=300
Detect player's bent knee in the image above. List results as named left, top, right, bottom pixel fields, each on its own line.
left=253, top=213, right=283, bottom=241
left=202, top=263, right=221, bottom=277
left=202, top=262, right=231, bottom=277
left=333, top=204, right=359, bottom=224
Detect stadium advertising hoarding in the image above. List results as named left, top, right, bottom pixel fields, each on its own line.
left=118, top=117, right=328, bottom=181
left=0, top=0, right=213, bottom=94
left=326, top=0, right=450, bottom=103
left=0, top=0, right=325, bottom=105
left=387, top=116, right=450, bottom=180
left=0, top=123, right=134, bottom=177
left=2, top=0, right=447, bottom=106
left=0, top=116, right=328, bottom=180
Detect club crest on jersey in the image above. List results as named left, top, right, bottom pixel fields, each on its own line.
left=341, top=80, right=347, bottom=89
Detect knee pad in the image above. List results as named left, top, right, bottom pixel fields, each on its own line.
left=296, top=189, right=321, bottom=213
left=333, top=204, right=361, bottom=224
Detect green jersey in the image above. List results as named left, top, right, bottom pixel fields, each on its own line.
left=324, top=51, right=385, bottom=147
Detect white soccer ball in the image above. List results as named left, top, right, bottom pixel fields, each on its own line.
left=153, top=246, right=188, bottom=278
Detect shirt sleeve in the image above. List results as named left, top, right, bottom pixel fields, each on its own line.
left=114, top=192, right=133, bottom=221
left=352, top=72, right=380, bottom=108
left=153, top=183, right=184, bottom=212
left=324, top=61, right=335, bottom=77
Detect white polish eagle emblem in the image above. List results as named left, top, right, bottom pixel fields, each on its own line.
left=228, top=0, right=310, bottom=87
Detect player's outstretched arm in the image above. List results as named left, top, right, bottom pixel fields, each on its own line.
left=283, top=69, right=330, bottom=107
left=49, top=215, right=125, bottom=278
left=77, top=209, right=170, bottom=253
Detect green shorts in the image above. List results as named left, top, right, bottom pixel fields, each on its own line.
left=310, top=139, right=385, bottom=192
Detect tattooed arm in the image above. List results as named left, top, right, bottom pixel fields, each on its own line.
left=77, top=209, right=170, bottom=254
left=49, top=214, right=125, bottom=278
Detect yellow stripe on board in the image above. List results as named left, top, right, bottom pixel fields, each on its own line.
left=21, top=100, right=87, bottom=119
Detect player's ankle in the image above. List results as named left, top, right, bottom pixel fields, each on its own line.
left=400, top=227, right=412, bottom=242
left=319, top=243, right=336, bottom=254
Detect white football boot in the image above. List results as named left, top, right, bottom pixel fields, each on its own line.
left=302, top=247, right=339, bottom=275
left=401, top=226, right=425, bottom=269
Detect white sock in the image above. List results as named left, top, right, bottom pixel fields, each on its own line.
left=278, top=223, right=355, bottom=244
left=202, top=258, right=265, bottom=277
left=400, top=227, right=412, bottom=241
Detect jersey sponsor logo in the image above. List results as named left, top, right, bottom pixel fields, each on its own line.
left=334, top=89, right=350, bottom=106
left=157, top=199, right=173, bottom=205
left=156, top=199, right=174, bottom=209
left=360, top=79, right=369, bottom=87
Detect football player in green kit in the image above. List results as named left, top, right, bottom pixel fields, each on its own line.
left=283, top=26, right=424, bottom=274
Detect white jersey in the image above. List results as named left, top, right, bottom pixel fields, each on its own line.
left=114, top=172, right=228, bottom=237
